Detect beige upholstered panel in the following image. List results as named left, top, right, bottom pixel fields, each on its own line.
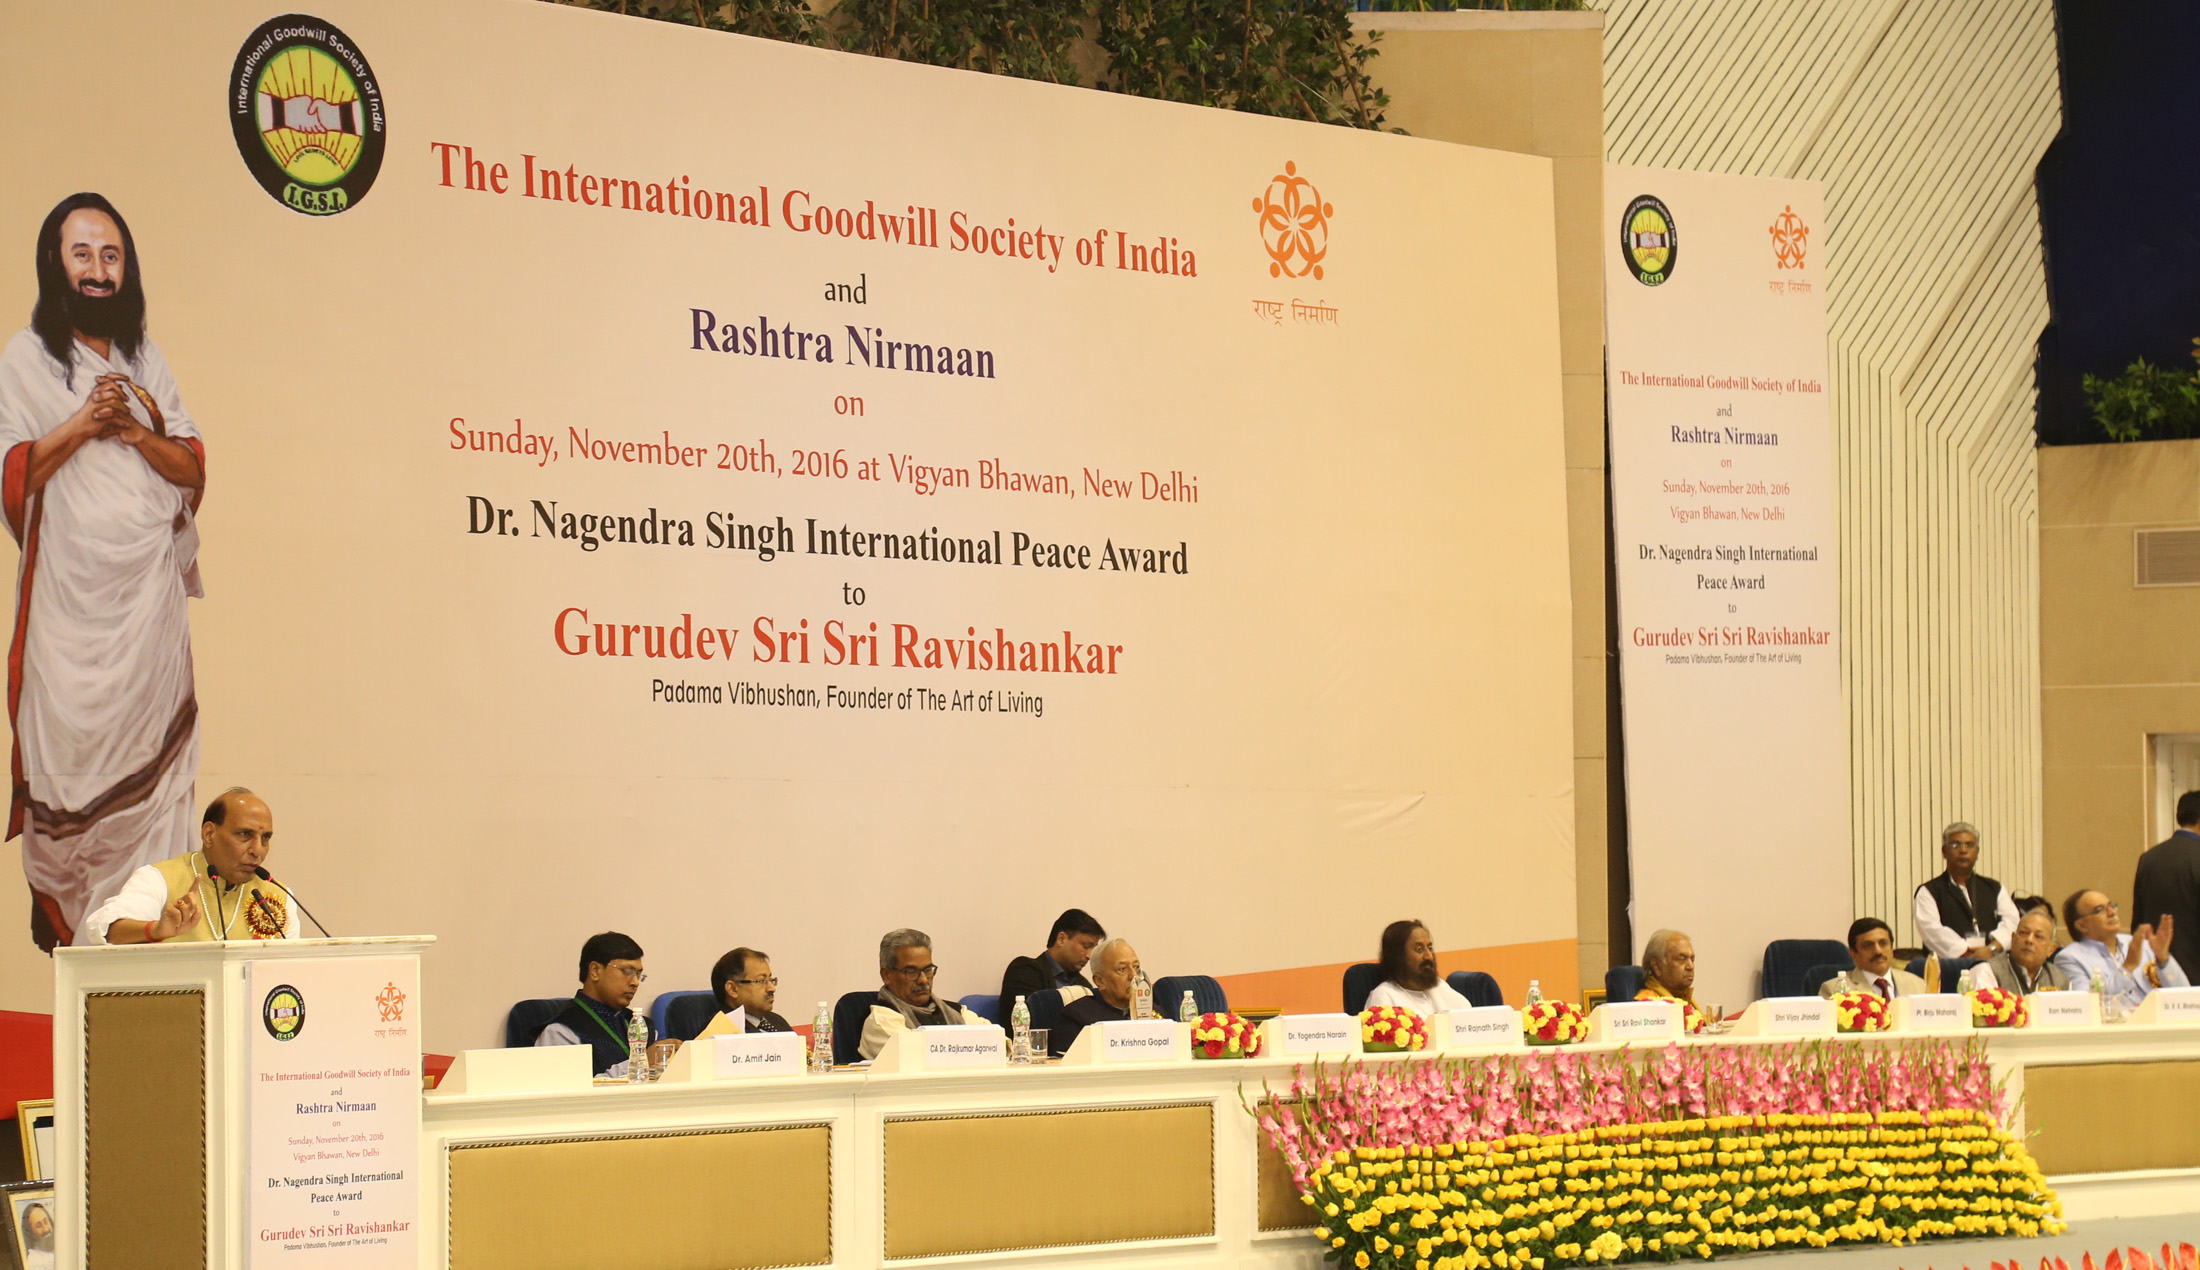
left=85, top=990, right=206, bottom=1270
left=448, top=1125, right=831, bottom=1270
left=2027, top=1060, right=2200, bottom=1176
left=883, top=1104, right=1213, bottom=1258
left=1256, top=1136, right=1317, bottom=1232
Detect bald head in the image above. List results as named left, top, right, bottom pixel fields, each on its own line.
left=200, top=788, right=274, bottom=885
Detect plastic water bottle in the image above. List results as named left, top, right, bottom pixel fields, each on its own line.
left=625, top=1011, right=650, bottom=1084
left=1524, top=980, right=1544, bottom=1008
left=1131, top=967, right=1154, bottom=1020
left=1179, top=990, right=1199, bottom=1023
left=810, top=1001, right=833, bottom=1072
left=1011, top=995, right=1033, bottom=1064
left=1956, top=965, right=1976, bottom=994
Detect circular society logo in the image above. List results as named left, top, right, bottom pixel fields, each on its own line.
left=262, top=983, right=307, bottom=1041
left=1621, top=194, right=1677, bottom=286
left=230, top=15, right=387, bottom=216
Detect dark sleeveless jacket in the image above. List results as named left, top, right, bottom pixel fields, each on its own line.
left=1919, top=871, right=2003, bottom=943
left=549, top=994, right=655, bottom=1075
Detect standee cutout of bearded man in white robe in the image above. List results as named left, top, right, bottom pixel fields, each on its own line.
left=0, top=193, right=206, bottom=950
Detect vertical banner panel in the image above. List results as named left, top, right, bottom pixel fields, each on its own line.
left=245, top=956, right=421, bottom=1269
left=1606, top=166, right=1848, bottom=1007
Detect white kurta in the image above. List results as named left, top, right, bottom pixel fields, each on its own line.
left=1365, top=979, right=1473, bottom=1015
left=80, top=858, right=298, bottom=943
left=0, top=330, right=203, bottom=945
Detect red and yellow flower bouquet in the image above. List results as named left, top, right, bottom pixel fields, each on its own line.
left=1190, top=1011, right=1262, bottom=1058
left=1969, top=985, right=2028, bottom=1028
left=1522, top=999, right=1586, bottom=1045
left=1357, top=1005, right=1428, bottom=1052
left=1832, top=990, right=1890, bottom=1033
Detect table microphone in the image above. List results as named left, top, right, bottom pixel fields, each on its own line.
left=253, top=866, right=333, bottom=937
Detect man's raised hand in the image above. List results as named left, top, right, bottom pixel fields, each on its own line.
left=151, top=890, right=200, bottom=941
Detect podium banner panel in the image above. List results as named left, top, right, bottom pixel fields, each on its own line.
left=1605, top=166, right=1847, bottom=1008
left=244, top=957, right=420, bottom=1269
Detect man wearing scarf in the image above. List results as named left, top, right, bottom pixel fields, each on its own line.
left=859, top=926, right=980, bottom=1059
left=537, top=931, right=657, bottom=1077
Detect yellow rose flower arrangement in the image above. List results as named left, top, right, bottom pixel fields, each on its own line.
left=1299, top=1109, right=2061, bottom=1269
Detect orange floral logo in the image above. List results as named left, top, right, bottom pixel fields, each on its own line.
left=1254, top=161, right=1333, bottom=281
left=376, top=980, right=407, bottom=1022
left=1770, top=204, right=1809, bottom=269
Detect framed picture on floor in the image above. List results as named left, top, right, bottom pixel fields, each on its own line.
left=12, top=1103, right=51, bottom=1183
left=2, top=1180, right=55, bottom=1270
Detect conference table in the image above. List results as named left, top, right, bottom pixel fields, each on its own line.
left=419, top=1010, right=2200, bottom=1270
left=48, top=938, right=2200, bottom=1270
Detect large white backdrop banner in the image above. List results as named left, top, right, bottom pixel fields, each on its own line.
left=1605, top=166, right=1848, bottom=1008
left=0, top=0, right=1575, bottom=1046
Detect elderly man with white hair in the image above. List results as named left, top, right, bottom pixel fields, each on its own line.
left=1912, top=821, right=2019, bottom=959
left=1634, top=929, right=1697, bottom=1005
left=1050, top=936, right=1149, bottom=1056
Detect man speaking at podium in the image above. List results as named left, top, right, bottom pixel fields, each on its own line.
left=82, top=787, right=295, bottom=942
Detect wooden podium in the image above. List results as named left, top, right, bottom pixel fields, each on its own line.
left=51, top=936, right=432, bottom=1270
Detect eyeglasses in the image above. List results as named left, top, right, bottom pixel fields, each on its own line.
left=609, top=964, right=648, bottom=982
left=890, top=965, right=941, bottom=978
left=733, top=977, right=780, bottom=987
left=2082, top=901, right=2119, bottom=919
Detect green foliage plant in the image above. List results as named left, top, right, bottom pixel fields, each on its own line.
left=2085, top=337, right=2200, bottom=443
left=550, top=0, right=1393, bottom=129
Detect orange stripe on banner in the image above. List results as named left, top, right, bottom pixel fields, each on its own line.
left=1213, top=939, right=1580, bottom=1016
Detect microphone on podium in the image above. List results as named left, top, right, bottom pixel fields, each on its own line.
left=253, top=866, right=334, bottom=938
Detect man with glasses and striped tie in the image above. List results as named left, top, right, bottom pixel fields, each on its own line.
left=703, top=946, right=792, bottom=1035
left=537, top=931, right=657, bottom=1077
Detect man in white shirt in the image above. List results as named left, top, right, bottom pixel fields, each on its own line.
left=80, top=788, right=294, bottom=943
left=1, top=193, right=207, bottom=949
left=2052, top=889, right=2185, bottom=1011
left=1911, top=821, right=2020, bottom=959
left=1365, top=919, right=1472, bottom=1015
left=1819, top=917, right=1927, bottom=1000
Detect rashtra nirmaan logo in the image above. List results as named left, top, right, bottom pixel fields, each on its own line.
left=229, top=14, right=387, bottom=216
left=376, top=980, right=407, bottom=1023
left=1255, top=161, right=1333, bottom=281
left=1621, top=194, right=1676, bottom=286
left=1770, top=203, right=1809, bottom=269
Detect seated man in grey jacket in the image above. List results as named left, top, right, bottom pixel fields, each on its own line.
left=860, top=927, right=982, bottom=1059
left=1971, top=907, right=2069, bottom=995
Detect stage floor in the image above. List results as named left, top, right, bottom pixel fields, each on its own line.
left=1728, top=1217, right=2198, bottom=1270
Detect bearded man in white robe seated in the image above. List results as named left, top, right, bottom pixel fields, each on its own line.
left=0, top=192, right=206, bottom=949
